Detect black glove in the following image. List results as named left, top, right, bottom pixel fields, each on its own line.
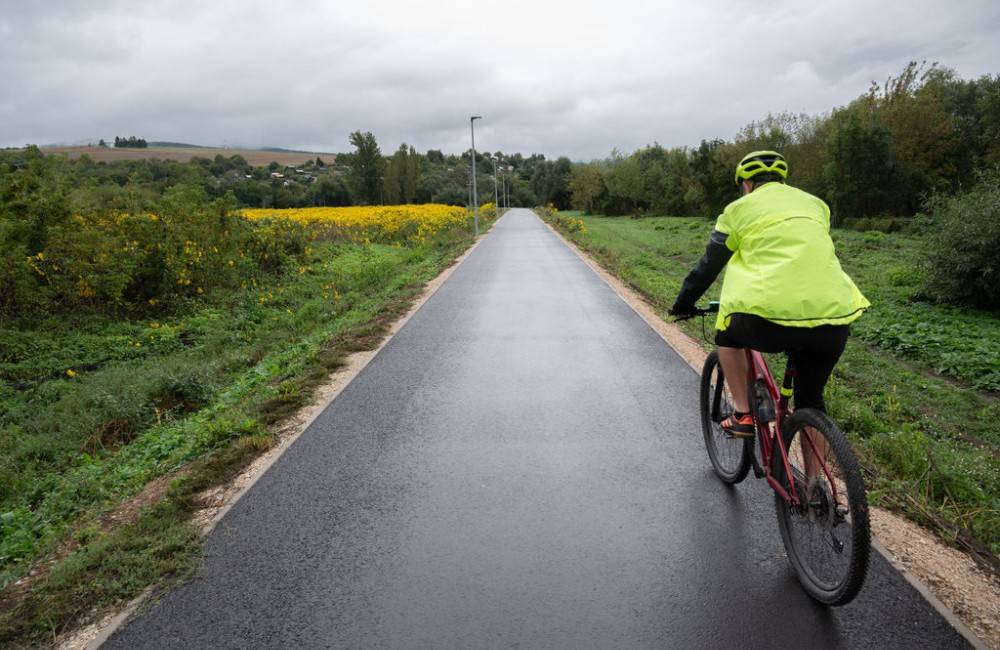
left=669, top=301, right=697, bottom=318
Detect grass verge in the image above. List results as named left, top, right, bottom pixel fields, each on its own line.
left=543, top=210, right=999, bottom=567
left=0, top=225, right=481, bottom=646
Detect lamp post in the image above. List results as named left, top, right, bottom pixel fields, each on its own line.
left=470, top=115, right=482, bottom=236
left=492, top=155, right=499, bottom=214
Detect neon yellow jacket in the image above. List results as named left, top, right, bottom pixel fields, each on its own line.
left=714, top=183, right=869, bottom=330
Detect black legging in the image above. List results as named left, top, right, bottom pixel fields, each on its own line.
left=714, top=313, right=849, bottom=413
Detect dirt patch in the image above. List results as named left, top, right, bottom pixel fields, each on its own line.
left=2, top=473, right=177, bottom=613
left=1, top=473, right=179, bottom=650
left=543, top=216, right=997, bottom=650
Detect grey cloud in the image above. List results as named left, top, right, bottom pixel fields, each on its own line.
left=2, top=0, right=998, bottom=158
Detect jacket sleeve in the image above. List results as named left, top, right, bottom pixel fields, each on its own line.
left=673, top=230, right=733, bottom=308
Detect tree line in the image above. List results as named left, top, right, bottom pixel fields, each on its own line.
left=10, top=134, right=562, bottom=212
left=18, top=61, right=998, bottom=223
left=338, top=129, right=571, bottom=208
left=113, top=136, right=148, bottom=148
left=566, top=63, right=1000, bottom=227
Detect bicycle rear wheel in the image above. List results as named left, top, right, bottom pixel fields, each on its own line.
left=700, top=351, right=751, bottom=484
left=773, top=409, right=871, bottom=605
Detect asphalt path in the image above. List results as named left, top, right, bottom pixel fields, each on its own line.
left=106, top=209, right=971, bottom=649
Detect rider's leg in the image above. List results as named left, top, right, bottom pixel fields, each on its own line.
left=789, top=327, right=850, bottom=479
left=802, top=428, right=830, bottom=480
left=717, top=346, right=750, bottom=412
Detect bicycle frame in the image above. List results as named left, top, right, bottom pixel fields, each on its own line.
left=687, top=305, right=842, bottom=510
left=745, top=349, right=798, bottom=504
left=744, top=349, right=841, bottom=509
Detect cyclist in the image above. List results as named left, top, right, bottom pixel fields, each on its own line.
left=669, top=151, right=869, bottom=436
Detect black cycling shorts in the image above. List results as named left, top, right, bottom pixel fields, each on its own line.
left=714, top=313, right=849, bottom=413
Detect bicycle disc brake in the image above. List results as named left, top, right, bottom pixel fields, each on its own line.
left=806, top=477, right=835, bottom=528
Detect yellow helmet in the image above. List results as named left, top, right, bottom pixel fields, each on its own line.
left=735, top=150, right=788, bottom=185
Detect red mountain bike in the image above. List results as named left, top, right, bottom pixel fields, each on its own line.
left=686, top=302, right=870, bottom=606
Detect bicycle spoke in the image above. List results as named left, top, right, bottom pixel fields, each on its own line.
left=763, top=405, right=868, bottom=603
left=780, top=423, right=856, bottom=591
left=709, top=378, right=741, bottom=471
left=700, top=352, right=751, bottom=484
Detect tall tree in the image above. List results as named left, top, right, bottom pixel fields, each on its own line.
left=547, top=157, right=573, bottom=209
left=383, top=144, right=406, bottom=204
left=404, top=145, right=420, bottom=203
left=823, top=111, right=894, bottom=222
left=690, top=139, right=738, bottom=218
left=866, top=62, right=959, bottom=208
left=381, top=143, right=421, bottom=205
left=346, top=131, right=384, bottom=205
left=605, top=152, right=644, bottom=215
left=568, top=164, right=605, bottom=214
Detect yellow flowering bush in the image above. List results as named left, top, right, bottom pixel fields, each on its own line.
left=479, top=202, right=497, bottom=221
left=243, top=204, right=468, bottom=244
left=535, top=204, right=557, bottom=219
left=2, top=170, right=470, bottom=315
left=2, top=187, right=308, bottom=314
left=554, top=214, right=587, bottom=234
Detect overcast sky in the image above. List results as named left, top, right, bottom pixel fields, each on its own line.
left=2, top=1, right=999, bottom=159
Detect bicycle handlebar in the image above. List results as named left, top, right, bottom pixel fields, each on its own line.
left=672, top=301, right=720, bottom=321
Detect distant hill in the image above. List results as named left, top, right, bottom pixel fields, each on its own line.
left=147, top=141, right=211, bottom=149
left=40, top=145, right=336, bottom=166
left=145, top=143, right=332, bottom=155
left=258, top=146, right=332, bottom=154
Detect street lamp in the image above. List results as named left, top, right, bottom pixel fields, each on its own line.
left=491, top=155, right=499, bottom=214
left=504, top=167, right=510, bottom=208
left=470, top=115, right=482, bottom=236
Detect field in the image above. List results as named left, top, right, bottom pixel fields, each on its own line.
left=0, top=203, right=488, bottom=644
left=243, top=205, right=471, bottom=243
left=39, top=145, right=333, bottom=166
left=545, top=211, right=1000, bottom=564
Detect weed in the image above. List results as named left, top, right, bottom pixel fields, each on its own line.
left=0, top=234, right=474, bottom=587
left=0, top=225, right=477, bottom=644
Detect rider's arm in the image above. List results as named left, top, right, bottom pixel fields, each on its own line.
left=671, top=230, right=733, bottom=311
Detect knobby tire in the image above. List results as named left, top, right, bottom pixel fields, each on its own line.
left=773, top=408, right=871, bottom=606
left=699, top=351, right=752, bottom=484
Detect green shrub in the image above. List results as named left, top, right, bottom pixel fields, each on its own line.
left=0, top=179, right=308, bottom=316
left=534, top=204, right=557, bottom=219
left=479, top=202, right=498, bottom=221
left=921, top=171, right=1000, bottom=310
left=554, top=214, right=587, bottom=234
left=843, top=216, right=906, bottom=232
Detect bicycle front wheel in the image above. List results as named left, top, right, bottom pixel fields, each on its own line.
left=700, top=351, right=751, bottom=484
left=773, top=409, right=871, bottom=606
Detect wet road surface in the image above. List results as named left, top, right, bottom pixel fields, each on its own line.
left=107, top=210, right=971, bottom=648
